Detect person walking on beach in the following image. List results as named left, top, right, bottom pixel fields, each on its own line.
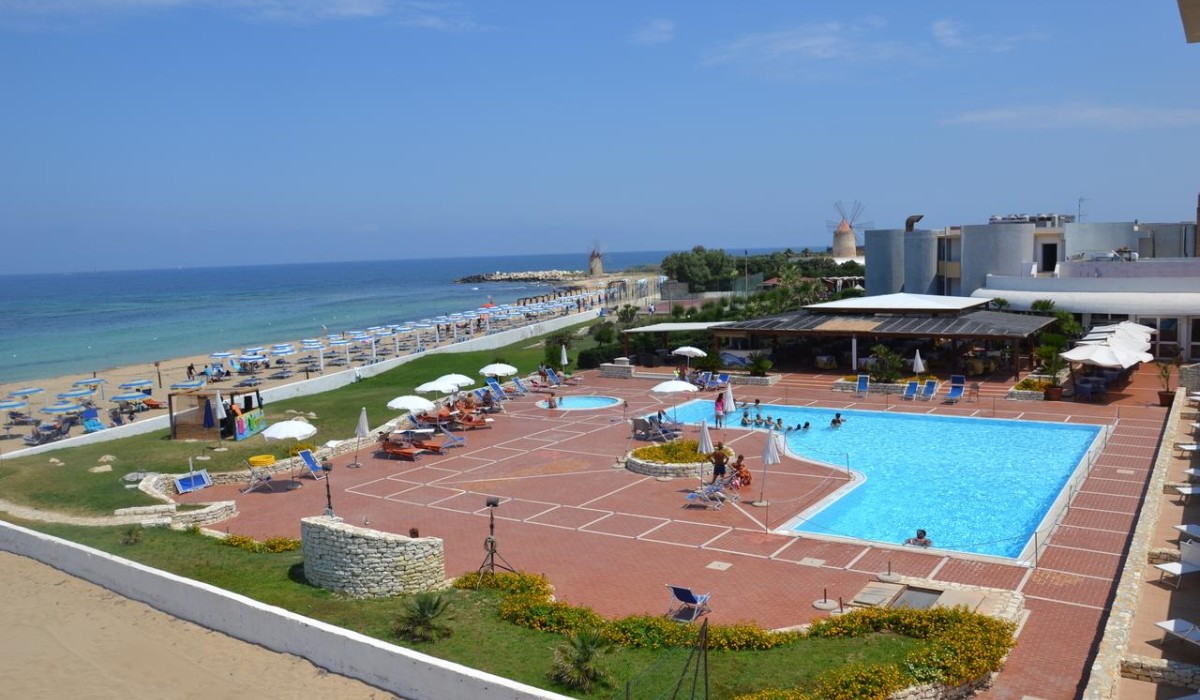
left=186, top=363, right=195, bottom=381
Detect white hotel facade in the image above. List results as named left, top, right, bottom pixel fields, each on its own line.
left=864, top=200, right=1200, bottom=360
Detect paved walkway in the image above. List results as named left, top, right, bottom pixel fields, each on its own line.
left=174, top=365, right=1170, bottom=700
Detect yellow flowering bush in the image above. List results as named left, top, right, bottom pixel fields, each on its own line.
left=217, top=533, right=301, bottom=553
left=632, top=439, right=732, bottom=464
left=812, top=662, right=907, bottom=700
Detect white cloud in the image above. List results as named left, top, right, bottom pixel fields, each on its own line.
left=930, top=17, right=1046, bottom=52
left=703, top=18, right=910, bottom=76
left=629, top=17, right=674, bottom=45
left=0, top=0, right=480, bottom=28
left=942, top=104, right=1200, bottom=130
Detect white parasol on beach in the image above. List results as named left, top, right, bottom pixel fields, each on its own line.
left=560, top=344, right=569, bottom=368
left=697, top=418, right=713, bottom=455
left=479, top=363, right=519, bottom=377
left=672, top=346, right=706, bottom=369
left=436, top=373, right=475, bottom=388
left=387, top=395, right=436, bottom=413
left=262, top=419, right=317, bottom=442
left=416, top=378, right=461, bottom=395
left=912, top=349, right=926, bottom=378
left=350, top=407, right=370, bottom=468
left=754, top=428, right=781, bottom=508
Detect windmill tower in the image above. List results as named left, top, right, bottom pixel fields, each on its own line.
left=828, top=201, right=871, bottom=258
left=587, top=240, right=604, bottom=277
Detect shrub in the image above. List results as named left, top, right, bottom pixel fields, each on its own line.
left=549, top=627, right=613, bottom=692
left=577, top=344, right=622, bottom=370
left=747, top=352, right=773, bottom=377
left=218, top=533, right=301, bottom=554
left=119, top=525, right=143, bottom=546
left=1012, top=377, right=1050, bottom=392
left=813, top=662, right=907, bottom=700
left=394, top=591, right=453, bottom=643
left=631, top=439, right=705, bottom=464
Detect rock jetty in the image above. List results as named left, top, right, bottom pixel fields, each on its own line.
left=454, top=269, right=587, bottom=284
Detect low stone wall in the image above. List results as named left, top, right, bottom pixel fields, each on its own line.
left=831, top=379, right=917, bottom=395
left=599, top=359, right=636, bottom=379
left=1082, top=389, right=1183, bottom=698
left=301, top=516, right=445, bottom=598
left=1121, top=656, right=1200, bottom=691
left=110, top=501, right=238, bottom=529
left=1149, top=547, right=1180, bottom=566
left=888, top=677, right=992, bottom=700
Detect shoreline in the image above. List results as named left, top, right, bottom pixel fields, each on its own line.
left=1, top=277, right=660, bottom=431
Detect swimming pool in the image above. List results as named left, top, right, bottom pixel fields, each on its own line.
left=537, top=395, right=622, bottom=410
left=662, top=400, right=1104, bottom=559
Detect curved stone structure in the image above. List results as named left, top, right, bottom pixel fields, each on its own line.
left=301, top=517, right=445, bottom=598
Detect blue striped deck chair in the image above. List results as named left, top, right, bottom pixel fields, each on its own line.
left=900, top=380, right=919, bottom=400
left=485, top=376, right=513, bottom=400
left=666, top=585, right=711, bottom=622
left=708, top=373, right=730, bottom=390
left=511, top=376, right=533, bottom=396
left=854, top=374, right=870, bottom=398
left=916, top=379, right=939, bottom=401
left=544, top=368, right=564, bottom=387
left=943, top=383, right=965, bottom=404
left=295, top=449, right=327, bottom=481
left=173, top=469, right=212, bottom=494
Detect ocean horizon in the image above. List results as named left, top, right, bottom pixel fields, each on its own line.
left=0, top=248, right=785, bottom=384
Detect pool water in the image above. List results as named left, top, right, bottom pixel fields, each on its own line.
left=537, top=395, right=622, bottom=410
left=663, top=400, right=1103, bottom=559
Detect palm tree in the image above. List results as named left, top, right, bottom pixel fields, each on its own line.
left=394, top=592, right=453, bottom=643
left=549, top=628, right=612, bottom=692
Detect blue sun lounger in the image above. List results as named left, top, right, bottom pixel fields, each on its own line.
left=900, top=380, right=919, bottom=400
left=173, top=469, right=212, bottom=494
left=666, top=585, right=711, bottom=622
left=916, top=379, right=939, bottom=401
left=854, top=374, right=870, bottom=398
left=296, top=449, right=327, bottom=481
left=943, top=383, right=965, bottom=404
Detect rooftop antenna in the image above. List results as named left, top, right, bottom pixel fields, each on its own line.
left=1077, top=196, right=1089, bottom=222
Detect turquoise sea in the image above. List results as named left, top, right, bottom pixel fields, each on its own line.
left=0, top=251, right=676, bottom=384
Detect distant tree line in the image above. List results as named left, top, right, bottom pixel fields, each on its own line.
left=660, top=246, right=864, bottom=293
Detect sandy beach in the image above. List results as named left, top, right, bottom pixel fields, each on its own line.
left=0, top=551, right=398, bottom=699
left=1, top=278, right=658, bottom=434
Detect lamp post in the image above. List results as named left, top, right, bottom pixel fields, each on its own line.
left=321, top=459, right=335, bottom=517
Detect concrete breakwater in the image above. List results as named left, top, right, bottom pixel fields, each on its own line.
left=454, top=269, right=586, bottom=284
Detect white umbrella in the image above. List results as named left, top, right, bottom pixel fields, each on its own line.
left=560, top=344, right=569, bottom=368
left=672, top=345, right=707, bottom=368
left=1094, top=321, right=1156, bottom=335
left=350, top=407, right=370, bottom=468
left=387, top=395, right=436, bottom=413
left=755, top=428, right=781, bottom=508
left=722, top=384, right=736, bottom=420
left=1060, top=343, right=1152, bottom=369
left=697, top=418, right=714, bottom=454
left=416, top=378, right=461, bottom=395
left=437, top=373, right=475, bottom=388
left=652, top=379, right=698, bottom=421
left=262, top=419, right=318, bottom=442
left=912, top=349, right=926, bottom=375
left=651, top=380, right=700, bottom=395
left=479, top=363, right=519, bottom=377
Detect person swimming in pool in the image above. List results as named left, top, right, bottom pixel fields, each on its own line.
left=905, top=529, right=933, bottom=547
left=741, top=410, right=751, bottom=426
left=830, top=413, right=844, bottom=427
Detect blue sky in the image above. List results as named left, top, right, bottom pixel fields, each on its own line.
left=1, top=1, right=1197, bottom=274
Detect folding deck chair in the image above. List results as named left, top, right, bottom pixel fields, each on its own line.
left=241, top=465, right=278, bottom=493
left=510, top=376, right=533, bottom=396
left=173, top=469, right=212, bottom=494
left=943, top=375, right=966, bottom=404
left=900, top=380, right=919, bottom=400
left=916, top=379, right=939, bottom=401
left=295, top=449, right=327, bottom=481
left=666, top=585, right=711, bottom=622
left=854, top=374, right=870, bottom=398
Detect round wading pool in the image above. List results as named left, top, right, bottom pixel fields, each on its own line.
left=536, top=395, right=622, bottom=410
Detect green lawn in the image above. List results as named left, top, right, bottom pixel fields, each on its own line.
left=13, top=520, right=920, bottom=698
left=0, top=322, right=596, bottom=515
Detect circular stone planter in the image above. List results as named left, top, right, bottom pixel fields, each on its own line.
left=624, top=452, right=708, bottom=479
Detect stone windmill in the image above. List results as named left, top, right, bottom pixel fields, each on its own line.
left=587, top=241, right=604, bottom=277
left=827, top=201, right=872, bottom=258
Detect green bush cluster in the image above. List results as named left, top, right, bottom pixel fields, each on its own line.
left=219, top=533, right=302, bottom=554
left=455, top=573, right=1016, bottom=698
left=804, top=607, right=1016, bottom=690
left=452, top=571, right=799, bottom=652
left=1012, top=377, right=1051, bottom=392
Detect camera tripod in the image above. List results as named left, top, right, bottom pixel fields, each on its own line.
left=476, top=504, right=515, bottom=586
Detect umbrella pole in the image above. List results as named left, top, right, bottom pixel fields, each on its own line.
left=350, top=435, right=362, bottom=468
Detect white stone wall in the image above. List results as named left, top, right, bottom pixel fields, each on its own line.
left=301, top=517, right=445, bottom=598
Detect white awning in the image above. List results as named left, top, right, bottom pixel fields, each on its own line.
left=971, top=289, right=1200, bottom=315
left=808, top=292, right=988, bottom=313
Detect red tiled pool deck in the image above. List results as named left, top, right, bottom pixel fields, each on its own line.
left=179, top=366, right=1172, bottom=700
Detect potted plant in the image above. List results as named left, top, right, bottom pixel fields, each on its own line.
left=1158, top=359, right=1180, bottom=407
left=1035, top=345, right=1067, bottom=401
